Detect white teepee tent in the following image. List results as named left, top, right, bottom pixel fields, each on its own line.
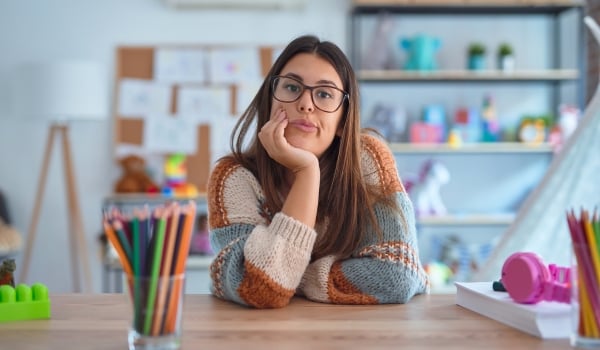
left=473, top=16, right=600, bottom=281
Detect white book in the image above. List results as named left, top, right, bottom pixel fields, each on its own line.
left=455, top=282, right=571, bottom=339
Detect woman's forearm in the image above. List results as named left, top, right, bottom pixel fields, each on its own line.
left=281, top=164, right=320, bottom=228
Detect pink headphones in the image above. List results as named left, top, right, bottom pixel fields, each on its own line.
left=501, top=252, right=571, bottom=304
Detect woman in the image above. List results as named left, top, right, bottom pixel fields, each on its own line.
left=207, top=35, right=429, bottom=308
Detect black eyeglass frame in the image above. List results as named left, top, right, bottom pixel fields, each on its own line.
left=270, top=75, right=349, bottom=113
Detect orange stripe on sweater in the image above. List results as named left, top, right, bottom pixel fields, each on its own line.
left=327, top=262, right=379, bottom=305
left=238, top=261, right=295, bottom=309
left=207, top=157, right=240, bottom=228
left=361, top=134, right=404, bottom=195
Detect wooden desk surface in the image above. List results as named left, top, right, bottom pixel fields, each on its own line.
left=0, top=294, right=570, bottom=349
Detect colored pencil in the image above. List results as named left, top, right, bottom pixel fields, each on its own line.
left=143, top=210, right=167, bottom=335
left=153, top=204, right=180, bottom=335
left=165, top=201, right=196, bottom=333
left=567, top=208, right=600, bottom=338
left=103, top=221, right=133, bottom=276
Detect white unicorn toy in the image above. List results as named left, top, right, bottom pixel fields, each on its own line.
left=405, top=160, right=450, bottom=217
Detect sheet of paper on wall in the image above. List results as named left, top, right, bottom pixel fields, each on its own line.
left=143, top=114, right=197, bottom=154
left=208, top=48, right=262, bottom=84
left=118, top=78, right=172, bottom=117
left=210, top=114, right=240, bottom=164
left=236, top=80, right=263, bottom=115
left=154, top=48, right=207, bottom=83
left=177, top=86, right=231, bottom=123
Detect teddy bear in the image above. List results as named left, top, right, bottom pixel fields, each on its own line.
left=114, top=155, right=159, bottom=193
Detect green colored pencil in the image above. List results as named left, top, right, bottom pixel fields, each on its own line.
left=143, top=212, right=167, bottom=335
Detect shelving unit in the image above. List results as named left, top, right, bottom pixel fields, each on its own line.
left=349, top=0, right=585, bottom=290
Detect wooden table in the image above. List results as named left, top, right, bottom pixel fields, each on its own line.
left=0, top=294, right=571, bottom=349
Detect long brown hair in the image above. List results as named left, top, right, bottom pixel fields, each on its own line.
left=228, top=35, right=397, bottom=259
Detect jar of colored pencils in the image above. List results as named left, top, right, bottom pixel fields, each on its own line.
left=570, top=242, right=600, bottom=348
left=102, top=200, right=197, bottom=349
left=127, top=273, right=185, bottom=350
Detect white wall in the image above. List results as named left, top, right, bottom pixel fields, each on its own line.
left=0, top=0, right=349, bottom=293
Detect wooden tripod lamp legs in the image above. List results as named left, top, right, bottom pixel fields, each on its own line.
left=18, top=124, right=92, bottom=293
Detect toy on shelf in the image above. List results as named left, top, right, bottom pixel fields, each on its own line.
left=518, top=116, right=547, bottom=144
left=405, top=159, right=450, bottom=217
left=409, top=105, right=447, bottom=144
left=114, top=155, right=159, bottom=194
left=363, top=103, right=407, bottom=142
left=429, top=234, right=497, bottom=283
left=0, top=283, right=51, bottom=322
left=481, top=95, right=500, bottom=142
left=401, top=34, right=441, bottom=71
left=549, top=104, right=580, bottom=153
left=0, top=191, right=22, bottom=256
left=362, top=13, right=396, bottom=70
left=162, top=153, right=198, bottom=198
left=190, top=214, right=212, bottom=255
left=0, top=259, right=16, bottom=287
left=424, top=261, right=453, bottom=290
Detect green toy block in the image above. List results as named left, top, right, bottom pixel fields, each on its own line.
left=0, top=283, right=51, bottom=322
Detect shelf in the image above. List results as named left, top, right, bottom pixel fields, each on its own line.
left=103, top=192, right=207, bottom=205
left=389, top=142, right=554, bottom=154
left=104, top=253, right=213, bottom=270
left=357, top=69, right=579, bottom=83
left=417, top=213, right=515, bottom=226
left=352, top=1, right=584, bottom=15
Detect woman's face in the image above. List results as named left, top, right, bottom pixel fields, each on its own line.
left=271, top=53, right=345, bottom=158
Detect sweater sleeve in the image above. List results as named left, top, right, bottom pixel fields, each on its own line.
left=298, top=135, right=430, bottom=304
left=207, top=158, right=317, bottom=308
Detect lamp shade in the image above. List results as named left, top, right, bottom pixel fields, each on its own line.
left=13, top=61, right=108, bottom=121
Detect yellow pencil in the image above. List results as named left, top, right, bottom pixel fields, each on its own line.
left=582, top=210, right=600, bottom=337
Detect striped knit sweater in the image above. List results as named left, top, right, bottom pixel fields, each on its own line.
left=207, top=134, right=430, bottom=308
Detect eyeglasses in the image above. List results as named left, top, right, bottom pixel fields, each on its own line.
left=271, top=75, right=348, bottom=113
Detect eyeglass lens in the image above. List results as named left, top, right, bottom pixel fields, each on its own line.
left=272, top=76, right=345, bottom=113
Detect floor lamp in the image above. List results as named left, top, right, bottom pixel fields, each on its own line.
left=13, top=62, right=108, bottom=292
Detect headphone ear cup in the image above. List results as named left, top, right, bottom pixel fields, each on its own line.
left=501, top=252, right=549, bottom=304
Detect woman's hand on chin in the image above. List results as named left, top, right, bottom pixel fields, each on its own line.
left=259, top=109, right=318, bottom=173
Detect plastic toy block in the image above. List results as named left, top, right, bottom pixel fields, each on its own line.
left=0, top=283, right=51, bottom=322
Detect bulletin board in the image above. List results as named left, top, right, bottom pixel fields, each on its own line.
left=113, top=44, right=279, bottom=192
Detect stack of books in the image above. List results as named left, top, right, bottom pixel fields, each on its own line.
left=455, top=281, right=571, bottom=339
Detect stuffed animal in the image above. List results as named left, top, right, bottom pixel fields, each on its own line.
left=114, top=155, right=159, bottom=194
left=405, top=160, right=450, bottom=216
left=401, top=34, right=441, bottom=71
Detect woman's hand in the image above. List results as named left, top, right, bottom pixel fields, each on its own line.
left=258, top=109, right=318, bottom=173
